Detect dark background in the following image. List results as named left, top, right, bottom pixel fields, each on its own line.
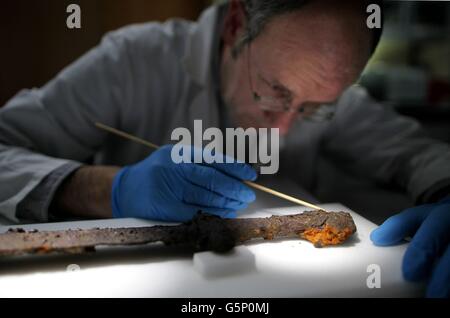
left=0, top=0, right=209, bottom=107
left=361, top=1, right=450, bottom=143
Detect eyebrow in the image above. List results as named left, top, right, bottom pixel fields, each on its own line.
left=260, top=73, right=338, bottom=105
left=259, top=74, right=292, bottom=96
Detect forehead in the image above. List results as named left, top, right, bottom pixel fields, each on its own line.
left=249, top=11, right=363, bottom=99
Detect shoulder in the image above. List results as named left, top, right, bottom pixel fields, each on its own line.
left=339, top=85, right=373, bottom=105
left=102, top=18, right=196, bottom=59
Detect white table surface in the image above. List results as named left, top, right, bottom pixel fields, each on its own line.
left=0, top=199, right=424, bottom=298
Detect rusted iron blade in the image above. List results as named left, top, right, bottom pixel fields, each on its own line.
left=0, top=210, right=356, bottom=256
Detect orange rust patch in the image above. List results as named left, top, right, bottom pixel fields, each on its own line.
left=36, top=245, right=52, bottom=254
left=302, top=225, right=353, bottom=247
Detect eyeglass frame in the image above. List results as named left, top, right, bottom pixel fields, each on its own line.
left=246, top=40, right=337, bottom=122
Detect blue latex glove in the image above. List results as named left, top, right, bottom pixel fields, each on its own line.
left=370, top=197, right=450, bottom=298
left=112, top=145, right=257, bottom=222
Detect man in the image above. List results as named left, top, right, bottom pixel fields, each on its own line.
left=0, top=0, right=448, bottom=297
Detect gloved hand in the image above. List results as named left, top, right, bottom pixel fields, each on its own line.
left=112, top=144, right=257, bottom=222
left=370, top=197, right=450, bottom=298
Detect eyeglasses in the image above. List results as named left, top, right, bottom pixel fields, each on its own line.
left=246, top=43, right=336, bottom=122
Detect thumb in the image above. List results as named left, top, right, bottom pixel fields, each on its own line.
left=370, top=205, right=431, bottom=246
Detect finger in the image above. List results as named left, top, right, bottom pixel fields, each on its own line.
left=180, top=145, right=258, bottom=181
left=181, top=163, right=256, bottom=203
left=223, top=211, right=237, bottom=219
left=402, top=204, right=450, bottom=281
left=426, top=244, right=450, bottom=298
left=370, top=205, right=431, bottom=246
left=206, top=160, right=258, bottom=182
left=183, top=183, right=249, bottom=210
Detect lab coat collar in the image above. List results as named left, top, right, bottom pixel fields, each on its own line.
left=182, top=5, right=224, bottom=88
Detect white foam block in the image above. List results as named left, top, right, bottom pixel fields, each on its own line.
left=193, top=246, right=256, bottom=278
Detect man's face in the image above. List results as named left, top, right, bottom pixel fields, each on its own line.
left=220, top=5, right=370, bottom=135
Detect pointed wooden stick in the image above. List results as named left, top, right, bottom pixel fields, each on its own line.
left=242, top=181, right=322, bottom=210
left=95, top=122, right=322, bottom=211
left=95, top=122, right=159, bottom=150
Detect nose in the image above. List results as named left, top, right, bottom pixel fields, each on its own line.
left=263, top=111, right=297, bottom=135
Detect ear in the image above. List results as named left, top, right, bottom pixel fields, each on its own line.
left=222, top=0, right=247, bottom=46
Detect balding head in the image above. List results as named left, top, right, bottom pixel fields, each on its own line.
left=254, top=0, right=373, bottom=85
left=220, top=0, right=377, bottom=134
left=237, top=0, right=376, bottom=56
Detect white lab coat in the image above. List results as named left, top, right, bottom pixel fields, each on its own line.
left=0, top=5, right=449, bottom=223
